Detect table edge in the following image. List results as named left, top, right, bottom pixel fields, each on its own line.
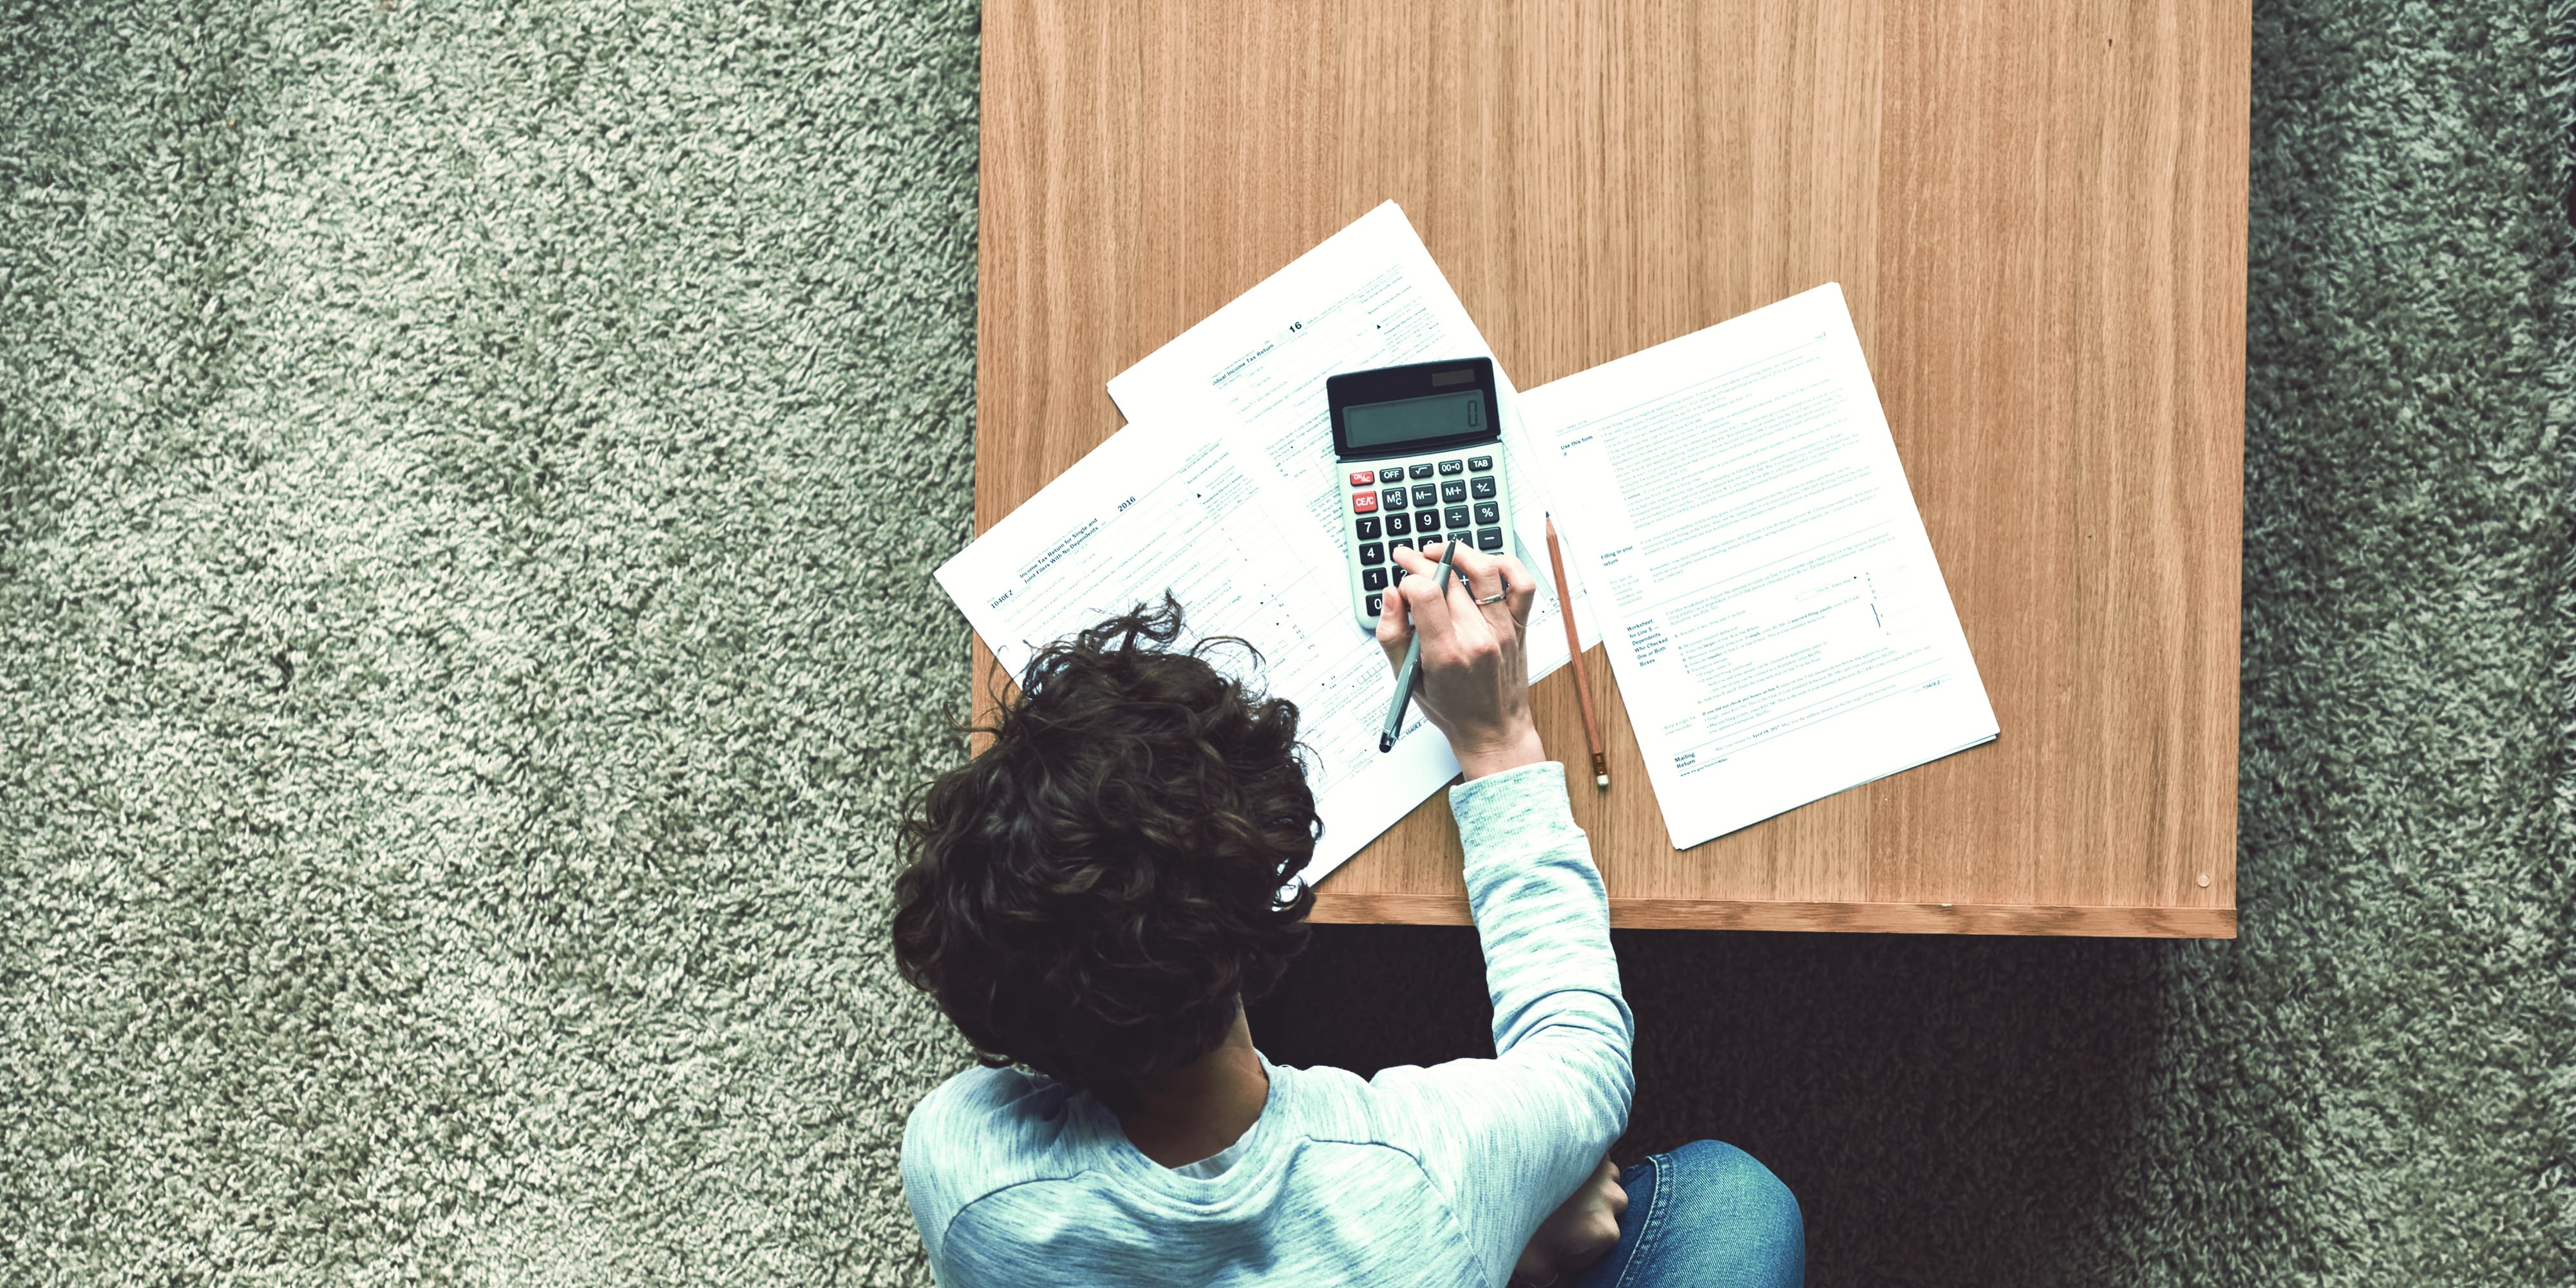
left=1310, top=893, right=2239, bottom=938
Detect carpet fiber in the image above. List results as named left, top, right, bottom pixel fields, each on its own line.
left=0, top=1, right=2566, bottom=1284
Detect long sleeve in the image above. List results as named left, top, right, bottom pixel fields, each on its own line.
left=898, top=762, right=1634, bottom=1288
left=1365, top=761, right=1634, bottom=1285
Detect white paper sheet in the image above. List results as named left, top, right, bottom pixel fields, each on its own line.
left=1522, top=284, right=2000, bottom=849
left=1106, top=200, right=1600, bottom=677
left=933, top=417, right=1464, bottom=889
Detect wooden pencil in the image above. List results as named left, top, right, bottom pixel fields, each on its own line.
left=1543, top=513, right=1609, bottom=788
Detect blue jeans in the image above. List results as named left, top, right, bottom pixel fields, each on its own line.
left=1574, top=1141, right=1804, bottom=1287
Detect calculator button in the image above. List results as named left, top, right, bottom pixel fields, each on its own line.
left=1414, top=509, right=1439, bottom=532
left=1470, top=477, right=1497, bottom=500
left=1473, top=501, right=1501, bottom=525
left=1366, top=593, right=1383, bottom=616
left=1477, top=526, right=1505, bottom=552
left=1381, top=488, right=1408, bottom=510
left=1349, top=469, right=1374, bottom=487
left=1411, top=484, right=1438, bottom=507
left=1351, top=491, right=1378, bottom=513
left=1440, top=480, right=1467, bottom=504
left=1358, top=542, right=1385, bottom=565
left=1355, top=516, right=1381, bottom=540
left=1408, top=463, right=1435, bottom=480
left=1437, top=459, right=1464, bottom=475
left=1385, top=512, right=1412, bottom=537
left=1362, top=567, right=1388, bottom=592
left=1444, top=506, right=1470, bottom=529
left=1387, top=536, right=1414, bottom=554
left=1468, top=455, right=1493, bottom=472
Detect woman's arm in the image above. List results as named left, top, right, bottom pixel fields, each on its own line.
left=1370, top=542, right=1637, bottom=1285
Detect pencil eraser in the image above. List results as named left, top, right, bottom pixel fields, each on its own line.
left=1595, top=773, right=1611, bottom=788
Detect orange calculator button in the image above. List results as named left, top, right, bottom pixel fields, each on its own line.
left=1350, top=491, right=1378, bottom=513
left=1348, top=470, right=1375, bottom=486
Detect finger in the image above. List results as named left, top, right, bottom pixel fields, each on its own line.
left=1396, top=545, right=1464, bottom=657
left=1376, top=552, right=1415, bottom=668
left=1388, top=544, right=1433, bottom=602
left=1417, top=538, right=1469, bottom=579
left=1490, top=551, right=1541, bottom=627
left=1445, top=542, right=1505, bottom=605
left=1443, top=549, right=1504, bottom=659
left=1435, top=545, right=1497, bottom=652
left=1444, top=543, right=1515, bottom=640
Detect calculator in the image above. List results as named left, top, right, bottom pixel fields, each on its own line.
left=1326, top=357, right=1516, bottom=634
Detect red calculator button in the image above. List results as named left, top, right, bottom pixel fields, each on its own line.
left=1348, top=470, right=1375, bottom=486
left=1351, top=491, right=1379, bottom=513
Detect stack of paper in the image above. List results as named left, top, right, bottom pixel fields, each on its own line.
left=936, top=204, right=1998, bottom=874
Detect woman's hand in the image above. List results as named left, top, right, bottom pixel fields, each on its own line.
left=1513, top=1155, right=1629, bottom=1287
left=1376, top=540, right=1545, bottom=781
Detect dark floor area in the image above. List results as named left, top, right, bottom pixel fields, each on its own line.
left=1256, top=927, right=2182, bottom=1282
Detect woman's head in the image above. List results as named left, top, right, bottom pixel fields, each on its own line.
left=891, top=596, right=1319, bottom=1110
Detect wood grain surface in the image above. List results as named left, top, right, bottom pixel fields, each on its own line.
left=972, top=0, right=2247, bottom=936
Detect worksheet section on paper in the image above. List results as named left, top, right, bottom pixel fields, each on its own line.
left=1526, top=285, right=1999, bottom=849
left=931, top=419, right=1465, bottom=885
left=1104, top=200, right=1599, bottom=676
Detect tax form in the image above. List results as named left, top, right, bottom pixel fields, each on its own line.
left=1522, top=284, right=2000, bottom=849
left=1106, top=200, right=1600, bottom=677
left=933, top=417, right=1464, bottom=889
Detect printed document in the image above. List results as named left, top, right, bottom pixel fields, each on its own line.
left=1523, top=284, right=1999, bottom=849
left=933, top=417, right=1464, bottom=889
left=1106, top=200, right=1599, bottom=678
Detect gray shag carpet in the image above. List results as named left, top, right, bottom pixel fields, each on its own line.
left=0, top=1, right=2567, bottom=1284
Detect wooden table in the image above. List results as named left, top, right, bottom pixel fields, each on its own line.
left=974, top=1, right=2246, bottom=937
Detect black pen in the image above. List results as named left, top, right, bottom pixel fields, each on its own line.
left=1379, top=540, right=1462, bottom=752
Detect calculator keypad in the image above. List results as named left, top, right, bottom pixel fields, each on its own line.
left=1342, top=451, right=1510, bottom=629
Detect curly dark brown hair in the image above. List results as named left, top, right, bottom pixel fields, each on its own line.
left=891, top=596, right=1320, bottom=1111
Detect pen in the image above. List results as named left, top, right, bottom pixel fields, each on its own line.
left=1545, top=513, right=1611, bottom=788
left=1378, top=539, right=1462, bottom=753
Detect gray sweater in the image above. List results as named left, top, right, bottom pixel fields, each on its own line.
left=900, top=761, right=1634, bottom=1287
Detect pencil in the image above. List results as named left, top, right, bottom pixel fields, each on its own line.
left=1544, top=513, right=1609, bottom=788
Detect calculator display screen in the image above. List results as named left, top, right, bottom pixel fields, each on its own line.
left=1339, top=390, right=1485, bottom=450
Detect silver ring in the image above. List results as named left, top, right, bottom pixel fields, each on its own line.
left=1475, top=592, right=1506, bottom=605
